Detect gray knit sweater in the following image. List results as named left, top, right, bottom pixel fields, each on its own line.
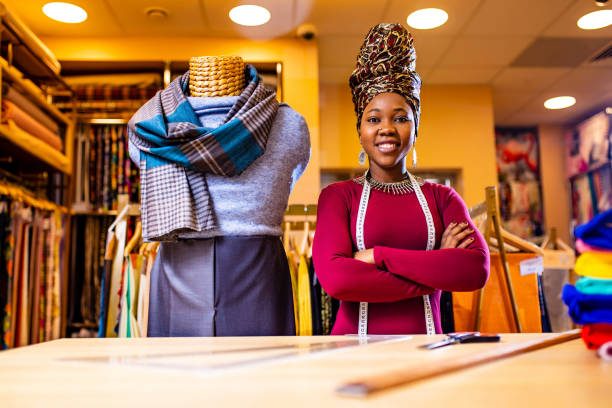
left=129, top=95, right=311, bottom=238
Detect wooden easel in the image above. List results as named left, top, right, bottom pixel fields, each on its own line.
left=469, top=186, right=544, bottom=333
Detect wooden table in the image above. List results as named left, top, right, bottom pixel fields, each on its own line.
left=0, top=334, right=610, bottom=407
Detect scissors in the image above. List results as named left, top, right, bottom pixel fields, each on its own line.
left=421, top=332, right=501, bottom=350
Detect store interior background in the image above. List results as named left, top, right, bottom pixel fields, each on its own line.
left=4, top=0, right=612, bottom=247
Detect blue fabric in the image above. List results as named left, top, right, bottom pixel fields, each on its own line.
left=562, top=284, right=612, bottom=325
left=574, top=208, right=612, bottom=250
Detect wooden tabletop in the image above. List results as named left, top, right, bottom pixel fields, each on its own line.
left=0, top=334, right=610, bottom=407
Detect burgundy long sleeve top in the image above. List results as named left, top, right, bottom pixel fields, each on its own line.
left=312, top=179, right=490, bottom=335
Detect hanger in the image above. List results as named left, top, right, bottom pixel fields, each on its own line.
left=124, top=220, right=142, bottom=257
left=541, top=227, right=572, bottom=252
left=299, top=213, right=311, bottom=257
left=469, top=189, right=544, bottom=256
left=0, top=178, right=67, bottom=213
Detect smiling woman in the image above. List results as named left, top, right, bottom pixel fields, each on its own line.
left=312, top=23, right=490, bottom=336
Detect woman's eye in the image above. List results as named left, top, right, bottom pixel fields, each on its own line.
left=367, top=117, right=380, bottom=123
left=395, top=116, right=409, bottom=123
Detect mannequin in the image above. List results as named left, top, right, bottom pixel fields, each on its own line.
left=188, top=55, right=246, bottom=97
left=128, top=55, right=310, bottom=337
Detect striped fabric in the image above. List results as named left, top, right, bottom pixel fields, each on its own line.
left=128, top=65, right=279, bottom=241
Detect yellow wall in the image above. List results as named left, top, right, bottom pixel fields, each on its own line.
left=320, top=83, right=498, bottom=206
left=43, top=36, right=320, bottom=205
left=539, top=125, right=571, bottom=244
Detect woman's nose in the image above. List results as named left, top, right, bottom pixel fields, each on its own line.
left=378, top=122, right=396, bottom=135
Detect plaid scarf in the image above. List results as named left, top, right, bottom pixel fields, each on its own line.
left=128, top=65, right=279, bottom=241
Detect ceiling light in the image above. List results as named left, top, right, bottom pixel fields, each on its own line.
left=544, top=96, right=576, bottom=110
left=42, top=2, right=87, bottom=23
left=577, top=10, right=612, bottom=30
left=229, top=5, right=271, bottom=26
left=407, top=8, right=448, bottom=30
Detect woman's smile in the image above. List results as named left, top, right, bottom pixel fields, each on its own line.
left=375, top=140, right=401, bottom=153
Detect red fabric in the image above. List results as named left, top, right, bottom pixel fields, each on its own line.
left=581, top=323, right=612, bottom=350
left=312, top=179, right=489, bottom=335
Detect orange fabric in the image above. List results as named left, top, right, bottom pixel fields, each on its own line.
left=1, top=100, right=63, bottom=151
left=453, top=253, right=542, bottom=333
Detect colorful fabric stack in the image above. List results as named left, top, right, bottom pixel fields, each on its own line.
left=562, top=209, right=612, bottom=352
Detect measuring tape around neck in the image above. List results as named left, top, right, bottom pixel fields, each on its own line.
left=356, top=171, right=436, bottom=336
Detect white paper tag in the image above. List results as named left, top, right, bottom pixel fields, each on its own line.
left=519, top=256, right=544, bottom=276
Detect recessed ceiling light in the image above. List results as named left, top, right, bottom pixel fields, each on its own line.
left=42, top=2, right=87, bottom=24
left=577, top=10, right=612, bottom=30
left=229, top=5, right=271, bottom=26
left=544, top=96, right=576, bottom=110
left=407, top=8, right=448, bottom=30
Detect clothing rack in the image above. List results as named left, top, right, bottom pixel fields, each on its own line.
left=0, top=178, right=68, bottom=213
left=0, top=179, right=68, bottom=349
left=466, top=186, right=546, bottom=333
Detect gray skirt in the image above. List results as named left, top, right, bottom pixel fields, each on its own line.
left=147, top=235, right=295, bottom=337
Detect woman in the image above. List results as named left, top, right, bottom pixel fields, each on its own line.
left=312, top=23, right=489, bottom=335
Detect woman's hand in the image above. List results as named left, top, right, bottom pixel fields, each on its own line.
left=440, top=221, right=474, bottom=249
left=353, top=248, right=375, bottom=264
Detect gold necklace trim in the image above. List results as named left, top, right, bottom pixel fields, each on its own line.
left=353, top=170, right=424, bottom=195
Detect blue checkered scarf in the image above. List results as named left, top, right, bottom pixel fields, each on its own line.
left=128, top=65, right=279, bottom=241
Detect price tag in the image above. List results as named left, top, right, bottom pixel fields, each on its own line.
left=519, top=256, right=544, bottom=276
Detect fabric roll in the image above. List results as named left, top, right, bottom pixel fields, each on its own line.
left=562, top=284, right=612, bottom=325
left=1, top=100, right=63, bottom=151
left=575, top=252, right=612, bottom=279
left=575, top=209, right=612, bottom=250
left=581, top=323, right=612, bottom=350
left=575, top=239, right=612, bottom=254
left=576, top=277, right=612, bottom=295
left=3, top=85, right=59, bottom=134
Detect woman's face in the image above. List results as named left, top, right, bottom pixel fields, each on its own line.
left=359, top=92, right=415, bottom=175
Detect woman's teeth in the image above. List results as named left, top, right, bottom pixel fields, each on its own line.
left=376, top=143, right=398, bottom=153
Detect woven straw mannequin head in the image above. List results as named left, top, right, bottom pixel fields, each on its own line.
left=189, top=55, right=246, bottom=97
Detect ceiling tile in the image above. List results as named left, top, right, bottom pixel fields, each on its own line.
left=106, top=0, right=206, bottom=36
left=544, top=2, right=612, bottom=38
left=463, top=0, right=574, bottom=36
left=306, top=0, right=388, bottom=36
left=0, top=0, right=123, bottom=36
left=410, top=35, right=455, bottom=69
left=427, top=66, right=502, bottom=84
left=203, top=0, right=296, bottom=39
left=510, top=37, right=611, bottom=67
left=384, top=0, right=482, bottom=36
left=492, top=89, right=537, bottom=124
left=438, top=35, right=534, bottom=67
left=509, top=68, right=612, bottom=125
left=491, top=67, right=572, bottom=92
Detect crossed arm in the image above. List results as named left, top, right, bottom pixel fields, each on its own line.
left=312, top=186, right=489, bottom=302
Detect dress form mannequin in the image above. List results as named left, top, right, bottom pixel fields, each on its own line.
left=188, top=55, right=246, bottom=97
left=134, top=54, right=311, bottom=338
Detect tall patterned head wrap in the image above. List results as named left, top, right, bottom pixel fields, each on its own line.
left=349, top=23, right=421, bottom=135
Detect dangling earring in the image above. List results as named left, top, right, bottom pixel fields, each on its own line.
left=358, top=148, right=367, bottom=166
left=412, top=146, right=417, bottom=168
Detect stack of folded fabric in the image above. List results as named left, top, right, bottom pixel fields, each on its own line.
left=562, top=209, right=612, bottom=355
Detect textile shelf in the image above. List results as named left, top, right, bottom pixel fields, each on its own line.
left=0, top=120, right=70, bottom=174
left=0, top=57, right=71, bottom=127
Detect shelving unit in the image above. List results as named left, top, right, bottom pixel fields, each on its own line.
left=0, top=4, right=76, bottom=347
left=0, top=7, right=74, bottom=181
